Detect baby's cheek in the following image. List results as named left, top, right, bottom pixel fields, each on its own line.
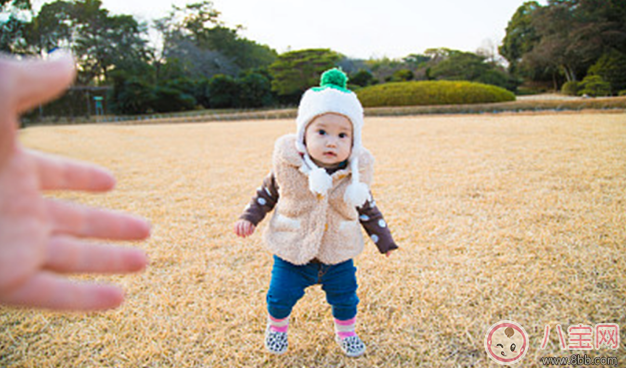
left=513, top=338, right=525, bottom=356
left=510, top=347, right=523, bottom=358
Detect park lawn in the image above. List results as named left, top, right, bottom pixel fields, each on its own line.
left=2, top=112, right=625, bottom=367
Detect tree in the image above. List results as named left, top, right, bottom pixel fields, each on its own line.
left=365, top=56, right=412, bottom=83
left=403, top=54, right=431, bottom=68
left=172, top=0, right=221, bottom=37
left=499, top=1, right=542, bottom=75
left=159, top=31, right=238, bottom=80
left=430, top=51, right=489, bottom=81
left=71, top=0, right=150, bottom=84
left=21, top=0, right=151, bottom=85
left=587, top=49, right=626, bottom=94
left=152, top=86, right=196, bottom=112
left=24, top=0, right=73, bottom=54
left=501, top=0, right=626, bottom=86
left=0, top=0, right=32, bottom=53
left=4, top=0, right=283, bottom=114
left=336, top=57, right=365, bottom=75
left=238, top=72, right=274, bottom=108
left=424, top=48, right=454, bottom=63
left=198, top=25, right=277, bottom=70
left=429, top=50, right=518, bottom=91
left=268, top=48, right=342, bottom=101
left=208, top=74, right=239, bottom=108
left=527, top=1, right=595, bottom=82
left=156, top=1, right=276, bottom=80
left=390, top=69, right=414, bottom=82
left=349, top=69, right=375, bottom=88
left=109, top=72, right=155, bottom=115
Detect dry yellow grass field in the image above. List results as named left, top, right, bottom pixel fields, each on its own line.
left=1, top=112, right=625, bottom=367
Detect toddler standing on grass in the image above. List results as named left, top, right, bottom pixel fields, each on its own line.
left=234, top=68, right=398, bottom=357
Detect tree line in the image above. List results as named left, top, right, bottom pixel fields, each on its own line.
left=2, top=0, right=625, bottom=117
left=500, top=0, right=626, bottom=96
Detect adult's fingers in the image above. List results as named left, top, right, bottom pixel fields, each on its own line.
left=46, top=199, right=151, bottom=240
left=0, top=272, right=126, bottom=311
left=45, top=236, right=148, bottom=274
left=27, top=149, right=116, bottom=192
left=11, top=51, right=77, bottom=114
left=0, top=52, right=75, bottom=167
left=0, top=56, right=18, bottom=166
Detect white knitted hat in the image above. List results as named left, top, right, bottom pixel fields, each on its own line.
left=295, top=68, right=369, bottom=208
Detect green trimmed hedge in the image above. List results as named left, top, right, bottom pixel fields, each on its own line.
left=356, top=80, right=516, bottom=107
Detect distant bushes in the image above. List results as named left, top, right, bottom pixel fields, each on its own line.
left=578, top=75, right=612, bottom=97
left=109, top=71, right=275, bottom=115
left=587, top=50, right=626, bottom=95
left=356, top=80, right=515, bottom=107
left=561, top=76, right=612, bottom=97
left=561, top=50, right=626, bottom=97
left=561, top=81, right=581, bottom=96
left=152, top=86, right=196, bottom=113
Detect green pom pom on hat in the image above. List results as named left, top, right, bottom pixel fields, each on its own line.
left=321, top=68, right=348, bottom=89
left=314, top=68, right=350, bottom=92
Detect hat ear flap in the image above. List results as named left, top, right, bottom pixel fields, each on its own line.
left=344, top=157, right=370, bottom=207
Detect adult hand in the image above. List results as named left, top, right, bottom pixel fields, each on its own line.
left=0, top=52, right=151, bottom=311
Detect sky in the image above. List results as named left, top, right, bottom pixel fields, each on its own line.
left=31, top=0, right=547, bottom=60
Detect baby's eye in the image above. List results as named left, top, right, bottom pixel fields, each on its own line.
left=339, top=133, right=348, bottom=139
left=318, top=129, right=326, bottom=136
left=510, top=343, right=516, bottom=352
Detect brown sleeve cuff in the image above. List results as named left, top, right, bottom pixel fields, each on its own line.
left=358, top=194, right=399, bottom=253
left=239, top=173, right=279, bottom=226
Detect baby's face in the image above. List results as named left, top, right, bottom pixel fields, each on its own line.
left=304, top=114, right=353, bottom=168
left=488, top=326, right=525, bottom=361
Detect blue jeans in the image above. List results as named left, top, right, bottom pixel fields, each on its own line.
left=267, top=255, right=359, bottom=320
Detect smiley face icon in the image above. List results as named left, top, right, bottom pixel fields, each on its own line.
left=484, top=320, right=528, bottom=365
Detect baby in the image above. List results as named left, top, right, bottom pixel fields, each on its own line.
left=234, top=68, right=398, bottom=357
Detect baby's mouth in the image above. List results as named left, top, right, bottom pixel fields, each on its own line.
left=323, top=151, right=337, bottom=157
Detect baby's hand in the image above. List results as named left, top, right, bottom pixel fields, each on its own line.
left=234, top=220, right=255, bottom=238
left=385, top=249, right=395, bottom=258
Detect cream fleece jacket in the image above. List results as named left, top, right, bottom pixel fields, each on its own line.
left=263, top=134, right=374, bottom=265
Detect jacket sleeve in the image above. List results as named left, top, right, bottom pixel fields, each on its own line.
left=239, top=172, right=280, bottom=226
left=358, top=193, right=399, bottom=254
